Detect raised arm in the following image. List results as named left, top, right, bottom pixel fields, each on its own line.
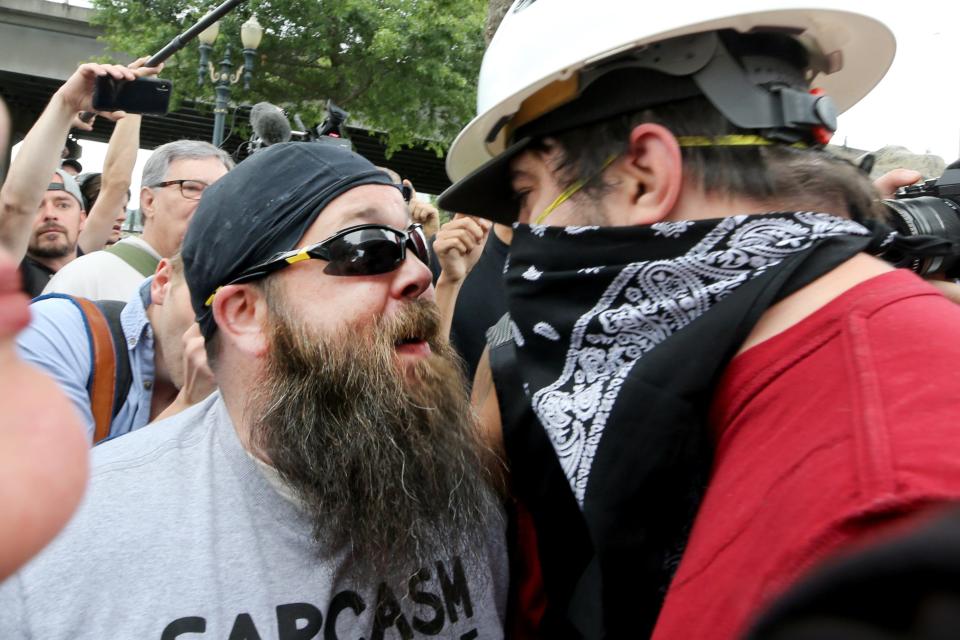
left=77, top=113, right=142, bottom=252
left=78, top=58, right=154, bottom=253
left=0, top=62, right=155, bottom=261
left=432, top=214, right=491, bottom=340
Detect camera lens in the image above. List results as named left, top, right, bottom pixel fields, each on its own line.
left=881, top=196, right=960, bottom=276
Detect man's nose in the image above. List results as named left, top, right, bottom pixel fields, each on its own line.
left=391, top=252, right=433, bottom=300
left=39, top=202, right=59, bottom=221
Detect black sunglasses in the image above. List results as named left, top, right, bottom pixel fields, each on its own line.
left=205, top=223, right=430, bottom=306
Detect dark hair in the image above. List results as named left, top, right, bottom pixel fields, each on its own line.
left=77, top=173, right=102, bottom=209
left=77, top=172, right=132, bottom=211
left=543, top=95, right=885, bottom=223
left=203, top=330, right=221, bottom=372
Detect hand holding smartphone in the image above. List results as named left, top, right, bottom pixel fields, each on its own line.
left=91, top=76, right=172, bottom=115
left=85, top=0, right=249, bottom=119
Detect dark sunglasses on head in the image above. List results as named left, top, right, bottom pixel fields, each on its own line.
left=205, top=223, right=430, bottom=306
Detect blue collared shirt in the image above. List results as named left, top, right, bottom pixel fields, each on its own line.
left=17, top=279, right=157, bottom=444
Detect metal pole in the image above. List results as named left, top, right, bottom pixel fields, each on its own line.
left=146, top=0, right=248, bottom=67
left=212, top=44, right=234, bottom=147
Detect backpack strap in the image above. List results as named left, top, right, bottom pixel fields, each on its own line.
left=93, top=300, right=133, bottom=424
left=486, top=313, right=530, bottom=431
left=71, top=297, right=118, bottom=444
left=105, top=242, right=160, bottom=278
left=32, top=294, right=132, bottom=444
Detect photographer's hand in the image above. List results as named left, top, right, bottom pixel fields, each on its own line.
left=872, top=169, right=960, bottom=304
left=874, top=169, right=922, bottom=199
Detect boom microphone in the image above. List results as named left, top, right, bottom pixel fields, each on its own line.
left=250, top=102, right=292, bottom=147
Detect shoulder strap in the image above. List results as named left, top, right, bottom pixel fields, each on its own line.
left=93, top=300, right=132, bottom=423
left=105, top=242, right=160, bottom=278
left=486, top=313, right=531, bottom=433
left=71, top=298, right=118, bottom=444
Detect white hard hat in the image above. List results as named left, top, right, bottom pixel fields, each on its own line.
left=439, top=0, right=895, bottom=221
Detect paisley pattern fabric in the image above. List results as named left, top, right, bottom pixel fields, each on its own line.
left=505, top=211, right=869, bottom=505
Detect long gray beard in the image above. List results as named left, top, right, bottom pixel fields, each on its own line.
left=249, top=299, right=502, bottom=581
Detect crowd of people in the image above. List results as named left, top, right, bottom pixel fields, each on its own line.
left=3, top=0, right=960, bottom=638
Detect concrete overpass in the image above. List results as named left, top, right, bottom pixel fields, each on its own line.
left=0, top=0, right=452, bottom=193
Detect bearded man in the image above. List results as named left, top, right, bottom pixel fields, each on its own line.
left=18, top=169, right=87, bottom=297
left=0, top=142, right=508, bottom=639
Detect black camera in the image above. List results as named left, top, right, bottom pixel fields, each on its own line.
left=289, top=101, right=353, bottom=152
left=880, top=168, right=960, bottom=278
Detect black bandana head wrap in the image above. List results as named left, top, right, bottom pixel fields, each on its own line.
left=182, top=142, right=396, bottom=338
left=501, top=211, right=880, bottom=636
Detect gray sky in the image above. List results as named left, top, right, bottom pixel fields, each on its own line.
left=832, top=3, right=960, bottom=162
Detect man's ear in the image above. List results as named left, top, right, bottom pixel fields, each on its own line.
left=78, top=209, right=87, bottom=233
left=139, top=186, right=156, bottom=224
left=211, top=284, right=270, bottom=359
left=150, top=258, right=173, bottom=306
left=617, top=122, right=683, bottom=225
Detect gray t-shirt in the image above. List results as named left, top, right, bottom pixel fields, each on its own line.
left=0, top=393, right=509, bottom=639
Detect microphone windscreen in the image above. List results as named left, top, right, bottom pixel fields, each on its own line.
left=250, top=102, right=292, bottom=146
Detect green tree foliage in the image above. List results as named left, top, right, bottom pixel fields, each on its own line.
left=90, top=0, right=487, bottom=153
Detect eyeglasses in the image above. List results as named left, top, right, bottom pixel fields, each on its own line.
left=151, top=179, right=210, bottom=201
left=204, top=223, right=430, bottom=306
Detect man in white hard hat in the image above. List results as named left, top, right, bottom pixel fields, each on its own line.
left=439, top=2, right=960, bottom=639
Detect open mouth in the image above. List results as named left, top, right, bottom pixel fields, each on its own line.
left=394, top=335, right=432, bottom=359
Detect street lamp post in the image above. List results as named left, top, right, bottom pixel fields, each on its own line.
left=197, top=15, right=263, bottom=147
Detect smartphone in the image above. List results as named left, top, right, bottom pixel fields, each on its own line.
left=91, top=76, right=172, bottom=115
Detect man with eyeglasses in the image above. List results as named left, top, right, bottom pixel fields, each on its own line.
left=0, top=142, right=508, bottom=639
left=44, top=139, right=233, bottom=301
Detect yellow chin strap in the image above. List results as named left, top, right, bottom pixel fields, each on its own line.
left=534, top=154, right=618, bottom=225
left=676, top=135, right=808, bottom=149
left=531, top=136, right=808, bottom=225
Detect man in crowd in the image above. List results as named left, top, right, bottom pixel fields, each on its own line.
left=377, top=166, right=441, bottom=238
left=17, top=254, right=214, bottom=443
left=0, top=142, right=508, bottom=638
left=0, top=61, right=158, bottom=297
left=0, top=245, right=88, bottom=578
left=45, top=138, right=233, bottom=300
left=0, top=97, right=88, bottom=580
left=431, top=215, right=511, bottom=384
left=77, top=172, right=130, bottom=245
left=439, top=1, right=960, bottom=638
left=60, top=157, right=82, bottom=176
left=16, top=170, right=87, bottom=297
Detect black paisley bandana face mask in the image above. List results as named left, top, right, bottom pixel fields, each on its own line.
left=501, top=211, right=879, bottom=634
left=505, top=211, right=872, bottom=505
